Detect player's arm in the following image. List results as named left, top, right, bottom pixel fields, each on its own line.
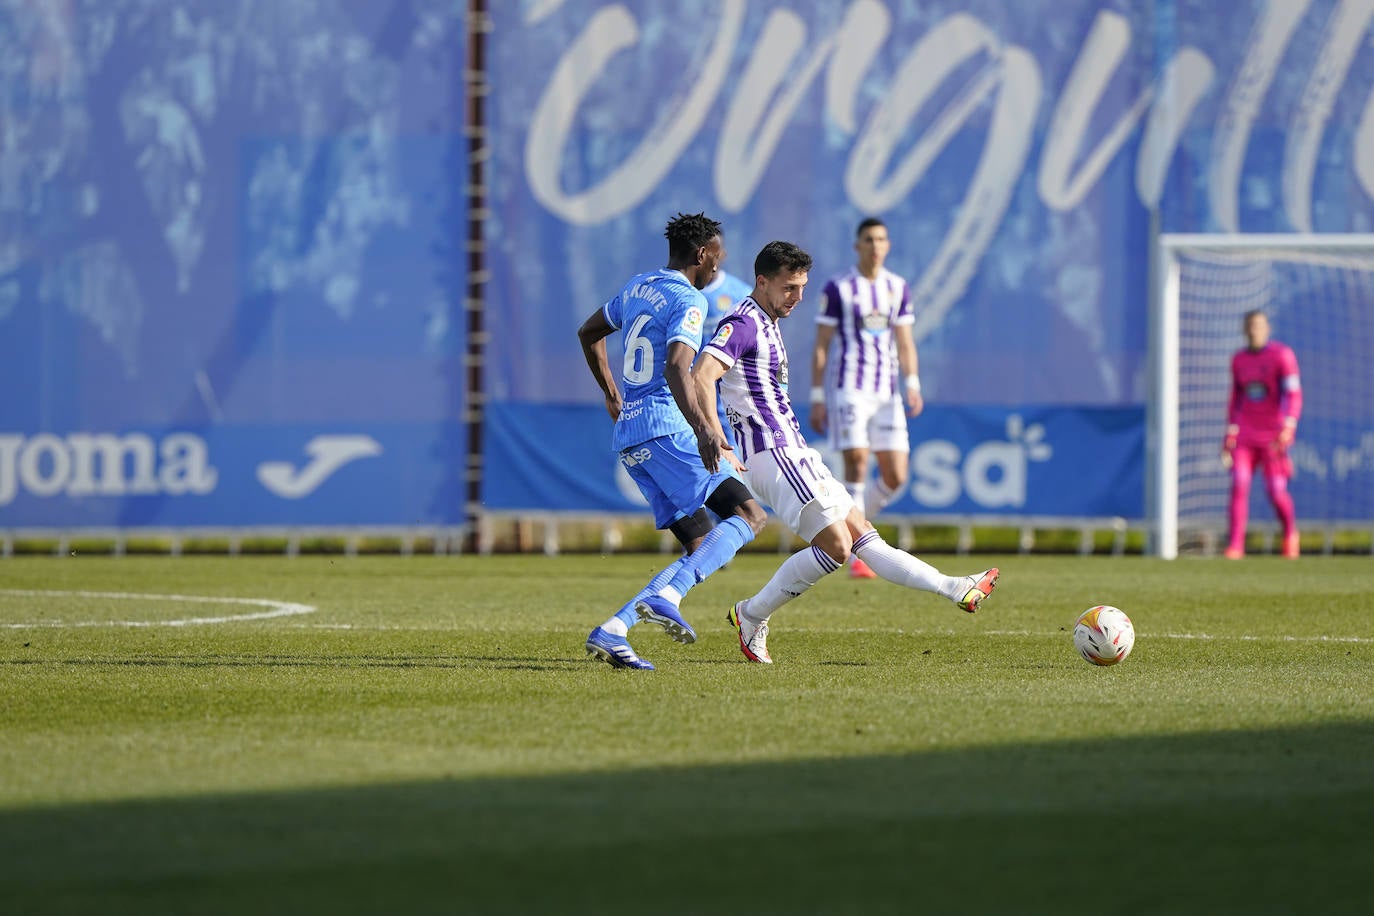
left=1221, top=353, right=1242, bottom=468
left=577, top=307, right=622, bottom=421
left=1276, top=346, right=1303, bottom=449
left=894, top=324, right=923, bottom=417
left=667, top=341, right=737, bottom=473
left=809, top=324, right=834, bottom=434
left=665, top=340, right=712, bottom=430
left=690, top=352, right=741, bottom=474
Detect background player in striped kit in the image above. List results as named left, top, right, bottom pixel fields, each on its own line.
left=809, top=218, right=923, bottom=578
left=692, top=241, right=998, bottom=664
left=1221, top=309, right=1303, bottom=559
left=577, top=213, right=767, bottom=670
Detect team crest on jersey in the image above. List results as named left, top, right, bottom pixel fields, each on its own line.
left=710, top=323, right=733, bottom=346
left=716, top=294, right=734, bottom=311
left=863, top=312, right=892, bottom=333
left=682, top=306, right=704, bottom=335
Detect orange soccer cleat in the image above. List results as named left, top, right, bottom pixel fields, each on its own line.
left=1282, top=532, right=1300, bottom=559
left=848, top=556, right=878, bottom=579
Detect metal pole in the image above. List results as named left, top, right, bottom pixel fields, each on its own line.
left=463, top=0, right=490, bottom=554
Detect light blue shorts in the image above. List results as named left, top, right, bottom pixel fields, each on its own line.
left=620, top=430, right=732, bottom=530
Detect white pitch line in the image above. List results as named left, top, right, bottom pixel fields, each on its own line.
left=0, top=589, right=316, bottom=628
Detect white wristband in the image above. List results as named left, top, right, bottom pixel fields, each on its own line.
left=810, top=386, right=825, bottom=403
left=904, top=375, right=921, bottom=393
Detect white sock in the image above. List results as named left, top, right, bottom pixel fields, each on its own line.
left=864, top=478, right=898, bottom=519
left=742, top=545, right=842, bottom=619
left=601, top=617, right=629, bottom=637
left=852, top=529, right=966, bottom=601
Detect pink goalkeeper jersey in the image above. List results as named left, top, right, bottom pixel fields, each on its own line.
left=1228, top=341, right=1302, bottom=446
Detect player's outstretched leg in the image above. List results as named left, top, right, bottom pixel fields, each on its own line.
left=635, top=515, right=756, bottom=644
left=850, top=529, right=999, bottom=613
left=585, top=626, right=655, bottom=670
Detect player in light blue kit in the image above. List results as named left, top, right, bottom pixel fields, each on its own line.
left=577, top=213, right=767, bottom=670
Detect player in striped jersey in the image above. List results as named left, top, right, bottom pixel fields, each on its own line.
left=809, top=218, right=923, bottom=578
left=577, top=213, right=767, bottom=670
left=693, top=241, right=998, bottom=664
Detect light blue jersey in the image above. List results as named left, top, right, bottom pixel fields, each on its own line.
left=701, top=269, right=753, bottom=337
left=603, top=268, right=709, bottom=452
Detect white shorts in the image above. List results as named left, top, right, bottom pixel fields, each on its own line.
left=743, top=445, right=854, bottom=542
left=827, top=389, right=908, bottom=453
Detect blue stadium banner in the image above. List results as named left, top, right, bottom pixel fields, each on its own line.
left=1, top=3, right=468, bottom=528
left=0, top=424, right=466, bottom=528
left=6, top=1, right=1374, bottom=529
left=485, top=403, right=1145, bottom=519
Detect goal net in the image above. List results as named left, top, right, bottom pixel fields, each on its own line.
left=1152, top=234, right=1374, bottom=558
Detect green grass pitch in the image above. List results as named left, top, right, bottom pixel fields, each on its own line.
left=2, top=553, right=1372, bottom=914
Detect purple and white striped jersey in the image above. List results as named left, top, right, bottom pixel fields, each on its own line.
left=701, top=297, right=808, bottom=460
left=816, top=268, right=913, bottom=396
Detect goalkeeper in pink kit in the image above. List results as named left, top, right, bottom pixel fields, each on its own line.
left=1221, top=309, right=1302, bottom=559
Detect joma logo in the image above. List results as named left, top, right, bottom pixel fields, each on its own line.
left=0, top=432, right=217, bottom=506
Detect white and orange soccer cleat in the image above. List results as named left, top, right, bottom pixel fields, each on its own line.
left=727, top=602, right=772, bottom=664
left=955, top=568, right=999, bottom=613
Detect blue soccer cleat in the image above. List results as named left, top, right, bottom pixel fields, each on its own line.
left=634, top=596, right=697, bottom=644
left=585, top=627, right=654, bottom=670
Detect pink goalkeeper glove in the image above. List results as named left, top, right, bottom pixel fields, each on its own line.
left=1221, top=426, right=1238, bottom=469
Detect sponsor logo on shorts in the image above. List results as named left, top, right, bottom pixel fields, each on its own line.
left=621, top=447, right=653, bottom=468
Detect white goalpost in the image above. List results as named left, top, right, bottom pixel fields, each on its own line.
left=1151, top=234, right=1374, bottom=559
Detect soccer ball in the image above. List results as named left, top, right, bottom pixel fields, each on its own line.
left=1073, top=605, right=1135, bottom=666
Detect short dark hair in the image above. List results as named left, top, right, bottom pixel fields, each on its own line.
left=754, top=241, right=812, bottom=279
left=1243, top=308, right=1268, bottom=325
left=665, top=212, right=722, bottom=261
left=855, top=217, right=886, bottom=237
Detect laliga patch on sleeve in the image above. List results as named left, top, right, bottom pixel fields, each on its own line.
left=709, top=323, right=733, bottom=347
left=682, top=306, right=704, bottom=335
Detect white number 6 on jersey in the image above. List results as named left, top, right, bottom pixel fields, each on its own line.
left=623, top=314, right=655, bottom=385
